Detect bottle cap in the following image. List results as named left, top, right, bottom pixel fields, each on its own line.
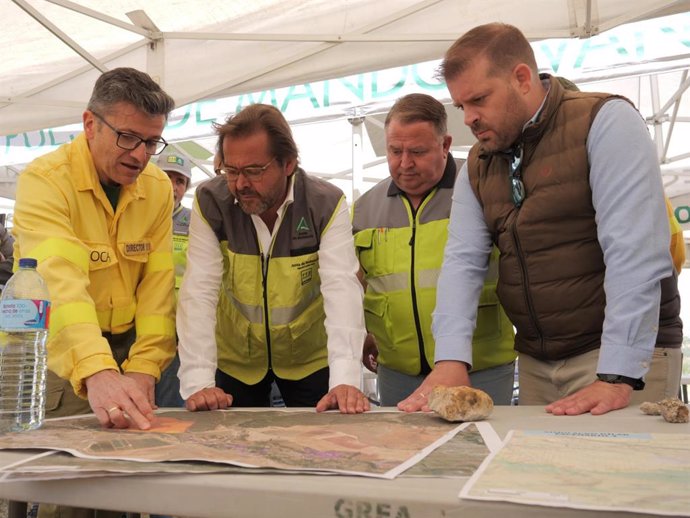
left=18, top=258, right=38, bottom=269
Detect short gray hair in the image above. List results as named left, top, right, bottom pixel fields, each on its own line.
left=87, top=67, right=175, bottom=118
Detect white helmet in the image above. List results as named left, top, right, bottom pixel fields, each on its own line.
left=156, top=152, right=192, bottom=180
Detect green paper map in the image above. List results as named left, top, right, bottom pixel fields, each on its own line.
left=462, top=430, right=690, bottom=516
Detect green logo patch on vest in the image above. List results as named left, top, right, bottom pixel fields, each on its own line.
left=296, top=217, right=310, bottom=235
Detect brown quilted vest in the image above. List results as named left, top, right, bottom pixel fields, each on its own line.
left=467, top=76, right=681, bottom=360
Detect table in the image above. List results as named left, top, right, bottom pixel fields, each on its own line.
left=0, top=406, right=687, bottom=518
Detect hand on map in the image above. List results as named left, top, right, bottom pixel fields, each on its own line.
left=185, top=387, right=233, bottom=412
left=85, top=369, right=156, bottom=430
left=315, top=384, right=370, bottom=413
left=397, top=360, right=471, bottom=412
left=545, top=380, right=632, bottom=416
left=124, top=371, right=156, bottom=407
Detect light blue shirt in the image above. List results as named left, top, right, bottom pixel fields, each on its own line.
left=432, top=99, right=673, bottom=379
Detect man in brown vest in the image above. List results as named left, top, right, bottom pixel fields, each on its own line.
left=399, top=23, right=682, bottom=416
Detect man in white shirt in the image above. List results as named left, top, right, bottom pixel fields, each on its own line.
left=177, top=103, right=369, bottom=413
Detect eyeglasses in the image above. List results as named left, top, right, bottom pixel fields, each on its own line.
left=218, top=158, right=276, bottom=182
left=91, top=111, right=168, bottom=155
left=509, top=144, right=526, bottom=208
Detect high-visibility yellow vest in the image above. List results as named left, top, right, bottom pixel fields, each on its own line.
left=352, top=158, right=516, bottom=375
left=666, top=198, right=685, bottom=273
left=172, top=204, right=191, bottom=293
left=195, top=169, right=343, bottom=385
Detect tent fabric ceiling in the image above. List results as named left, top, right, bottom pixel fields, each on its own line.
left=3, top=0, right=690, bottom=136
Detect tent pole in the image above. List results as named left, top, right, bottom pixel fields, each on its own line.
left=348, top=110, right=365, bottom=203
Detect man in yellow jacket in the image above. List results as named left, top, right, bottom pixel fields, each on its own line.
left=13, top=67, right=176, bottom=431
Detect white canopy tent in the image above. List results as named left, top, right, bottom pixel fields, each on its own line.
left=3, top=0, right=689, bottom=135
left=2, top=0, right=690, bottom=207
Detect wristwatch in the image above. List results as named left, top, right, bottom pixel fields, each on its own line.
left=596, top=373, right=645, bottom=391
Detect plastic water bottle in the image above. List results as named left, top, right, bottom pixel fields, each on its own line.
left=0, top=258, right=50, bottom=433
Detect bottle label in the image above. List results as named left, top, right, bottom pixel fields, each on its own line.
left=0, top=299, right=51, bottom=330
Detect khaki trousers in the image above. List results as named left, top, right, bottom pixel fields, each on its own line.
left=518, top=347, right=682, bottom=406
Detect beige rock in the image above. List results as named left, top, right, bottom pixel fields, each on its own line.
left=639, top=401, right=661, bottom=415
left=658, top=398, right=689, bottom=424
left=427, top=386, right=494, bottom=422
left=639, top=398, right=689, bottom=423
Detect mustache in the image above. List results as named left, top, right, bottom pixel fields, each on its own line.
left=470, top=121, right=486, bottom=134
left=122, top=160, right=144, bottom=170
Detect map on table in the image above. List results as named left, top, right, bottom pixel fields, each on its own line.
left=0, top=421, right=498, bottom=482
left=461, top=430, right=690, bottom=517
left=0, top=409, right=481, bottom=479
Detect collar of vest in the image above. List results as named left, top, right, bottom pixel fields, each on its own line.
left=386, top=153, right=458, bottom=197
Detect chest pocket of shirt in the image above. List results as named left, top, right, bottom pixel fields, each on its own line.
left=117, top=239, right=151, bottom=264
left=85, top=242, right=117, bottom=271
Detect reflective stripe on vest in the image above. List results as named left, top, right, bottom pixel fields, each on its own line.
left=226, top=289, right=263, bottom=324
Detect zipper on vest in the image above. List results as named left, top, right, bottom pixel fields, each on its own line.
left=261, top=252, right=272, bottom=370
left=511, top=223, right=545, bottom=354
left=408, top=214, right=431, bottom=375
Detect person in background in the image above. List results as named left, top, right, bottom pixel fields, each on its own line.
left=400, top=23, right=682, bottom=415
left=0, top=221, right=15, bottom=287
left=352, top=93, right=516, bottom=406
left=13, top=67, right=176, bottom=432
left=177, top=103, right=369, bottom=413
left=154, top=151, right=193, bottom=408
left=667, top=198, right=685, bottom=274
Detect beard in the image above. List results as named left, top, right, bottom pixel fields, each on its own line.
left=472, top=87, right=526, bottom=152
left=237, top=196, right=270, bottom=215
left=234, top=180, right=287, bottom=216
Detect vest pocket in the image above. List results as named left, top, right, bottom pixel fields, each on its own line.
left=354, top=229, right=375, bottom=273
left=363, top=293, right=387, bottom=318
left=363, top=294, right=397, bottom=351
left=216, top=303, right=253, bottom=365
left=355, top=228, right=396, bottom=276
left=287, top=297, right=327, bottom=363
